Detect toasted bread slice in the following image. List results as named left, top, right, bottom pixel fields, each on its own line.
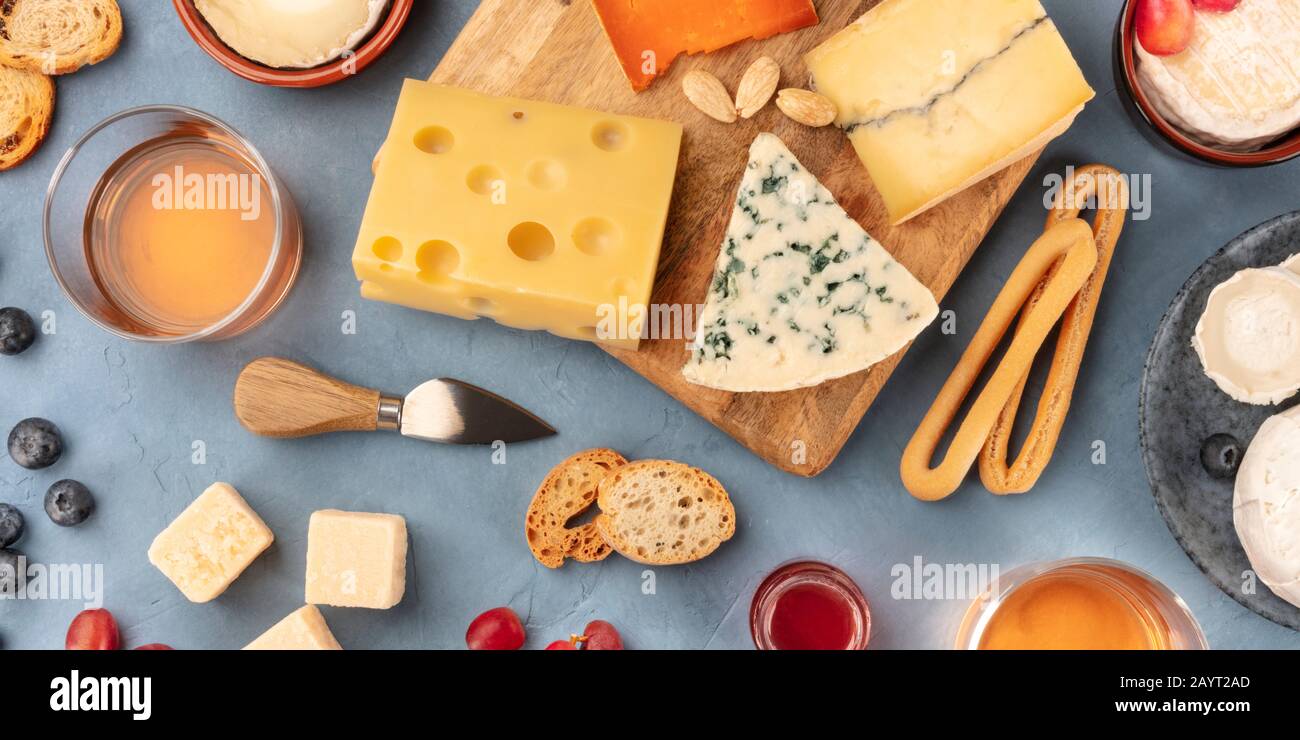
left=0, top=0, right=123, bottom=75
left=595, top=460, right=735, bottom=565
left=525, top=448, right=627, bottom=568
left=0, top=65, right=53, bottom=171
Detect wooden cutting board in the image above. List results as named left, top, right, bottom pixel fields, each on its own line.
left=430, top=0, right=1039, bottom=476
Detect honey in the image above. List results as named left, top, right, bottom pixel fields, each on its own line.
left=957, top=558, right=1207, bottom=651
left=978, top=569, right=1160, bottom=649
left=83, top=135, right=275, bottom=336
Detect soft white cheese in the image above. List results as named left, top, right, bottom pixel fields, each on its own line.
left=1193, top=266, right=1300, bottom=405
left=195, top=0, right=389, bottom=69
left=682, top=133, right=938, bottom=393
left=1135, top=0, right=1300, bottom=152
left=1283, top=252, right=1300, bottom=276
left=1235, top=406, right=1300, bottom=608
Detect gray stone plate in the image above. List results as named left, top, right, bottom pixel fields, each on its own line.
left=1140, top=211, right=1300, bottom=632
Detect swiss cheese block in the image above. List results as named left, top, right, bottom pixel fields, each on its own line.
left=147, top=482, right=274, bottom=603
left=591, top=0, right=819, bottom=91
left=683, top=134, right=939, bottom=392
left=805, top=0, right=1094, bottom=225
left=244, top=605, right=343, bottom=650
left=353, top=81, right=682, bottom=350
left=305, top=509, right=407, bottom=609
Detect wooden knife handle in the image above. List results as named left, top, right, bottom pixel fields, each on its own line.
left=234, top=357, right=381, bottom=438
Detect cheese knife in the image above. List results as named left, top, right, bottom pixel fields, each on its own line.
left=233, top=357, right=556, bottom=444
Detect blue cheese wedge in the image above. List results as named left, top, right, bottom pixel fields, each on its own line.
left=683, top=133, right=939, bottom=393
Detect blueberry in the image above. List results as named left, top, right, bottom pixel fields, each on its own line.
left=0, top=308, right=35, bottom=356
left=0, top=504, right=23, bottom=548
left=1201, top=433, right=1244, bottom=479
left=7, top=417, right=62, bottom=470
left=45, top=480, right=94, bottom=526
left=0, top=549, right=22, bottom=595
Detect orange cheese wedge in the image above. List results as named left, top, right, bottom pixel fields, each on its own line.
left=591, top=0, right=819, bottom=91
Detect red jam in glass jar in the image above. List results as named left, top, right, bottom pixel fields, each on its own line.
left=750, top=561, right=871, bottom=650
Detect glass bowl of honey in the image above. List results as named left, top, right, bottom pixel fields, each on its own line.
left=44, top=105, right=302, bottom=342
left=956, top=557, right=1207, bottom=650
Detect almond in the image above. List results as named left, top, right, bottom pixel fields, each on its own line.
left=683, top=70, right=737, bottom=124
left=776, top=89, right=838, bottom=128
left=734, top=56, right=780, bottom=119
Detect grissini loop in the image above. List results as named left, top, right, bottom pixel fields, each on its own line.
left=980, top=165, right=1129, bottom=494
left=900, top=218, right=1098, bottom=502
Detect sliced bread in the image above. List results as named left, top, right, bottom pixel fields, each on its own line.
left=0, top=64, right=53, bottom=171
left=0, top=0, right=123, bottom=75
left=525, top=448, right=627, bottom=568
left=595, top=460, right=735, bottom=565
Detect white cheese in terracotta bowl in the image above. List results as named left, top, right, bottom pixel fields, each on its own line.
left=1193, top=264, right=1300, bottom=405
left=194, top=0, right=390, bottom=69
left=1135, top=0, right=1300, bottom=153
left=1235, top=406, right=1300, bottom=609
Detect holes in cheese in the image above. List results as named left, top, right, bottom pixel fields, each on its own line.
left=466, top=297, right=497, bottom=314
left=508, top=222, right=556, bottom=261
left=466, top=165, right=503, bottom=195
left=352, top=81, right=682, bottom=350
left=526, top=159, right=566, bottom=190
left=413, top=125, right=454, bottom=154
left=415, top=240, right=458, bottom=283
left=371, top=236, right=401, bottom=262
left=573, top=217, right=621, bottom=256
left=591, top=120, right=629, bottom=151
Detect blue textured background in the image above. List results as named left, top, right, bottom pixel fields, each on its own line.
left=2, top=0, right=1298, bottom=650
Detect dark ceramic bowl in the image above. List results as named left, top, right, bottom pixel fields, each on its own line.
left=173, top=0, right=413, bottom=88
left=1115, top=0, right=1300, bottom=167
left=1140, top=211, right=1300, bottom=631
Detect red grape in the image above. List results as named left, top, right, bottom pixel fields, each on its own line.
left=65, top=609, right=120, bottom=650
left=582, top=620, right=624, bottom=650
left=545, top=639, right=577, bottom=650
left=134, top=643, right=174, bottom=650
left=466, top=607, right=526, bottom=650
left=1136, top=0, right=1195, bottom=56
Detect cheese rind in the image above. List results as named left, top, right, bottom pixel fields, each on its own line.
left=194, top=0, right=389, bottom=69
left=244, top=605, right=343, bottom=650
left=353, top=81, right=682, bottom=350
left=1234, top=406, right=1300, bottom=608
left=683, top=133, right=938, bottom=393
left=805, top=0, right=1094, bottom=225
left=591, top=0, right=819, bottom=91
left=1137, top=0, right=1300, bottom=152
left=305, top=509, right=408, bottom=609
left=147, top=482, right=274, bottom=603
left=1193, top=266, right=1300, bottom=405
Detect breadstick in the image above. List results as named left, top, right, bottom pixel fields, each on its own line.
left=900, top=219, right=1098, bottom=502
left=979, top=165, right=1129, bottom=494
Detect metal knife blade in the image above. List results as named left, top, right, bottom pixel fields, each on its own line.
left=399, top=379, right=556, bottom=444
